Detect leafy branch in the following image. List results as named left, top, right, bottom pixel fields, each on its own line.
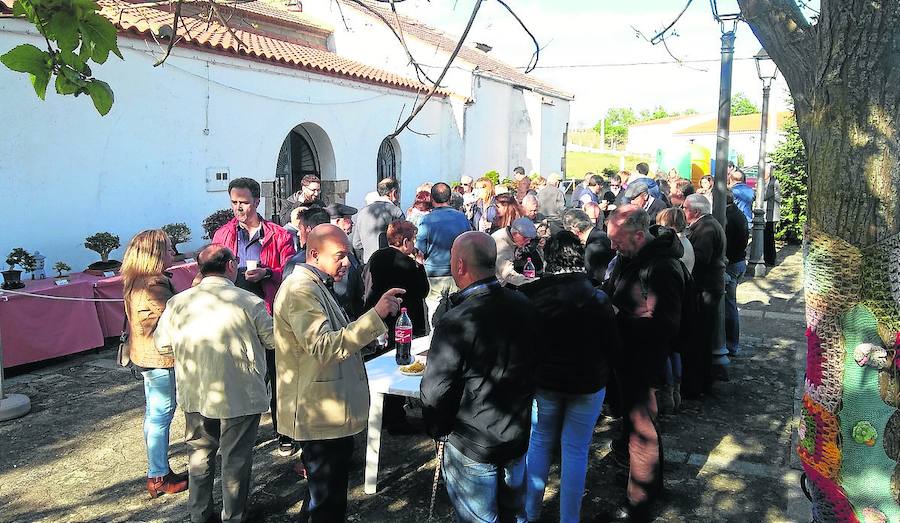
left=0, top=0, right=123, bottom=115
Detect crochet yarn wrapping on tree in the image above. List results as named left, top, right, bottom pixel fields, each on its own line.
left=800, top=227, right=900, bottom=521
left=839, top=305, right=899, bottom=521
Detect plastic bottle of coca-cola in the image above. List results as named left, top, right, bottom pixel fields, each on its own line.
left=523, top=257, right=536, bottom=279
left=395, top=308, right=413, bottom=365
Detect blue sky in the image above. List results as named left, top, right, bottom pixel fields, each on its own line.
left=399, top=0, right=820, bottom=128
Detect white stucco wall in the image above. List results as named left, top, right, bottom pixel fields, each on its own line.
left=540, top=98, right=570, bottom=176
left=306, top=2, right=572, bottom=181
left=0, top=21, right=457, bottom=270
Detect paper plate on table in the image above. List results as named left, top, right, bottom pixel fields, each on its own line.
left=399, top=361, right=425, bottom=376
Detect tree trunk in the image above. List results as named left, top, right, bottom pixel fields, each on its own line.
left=740, top=1, right=900, bottom=521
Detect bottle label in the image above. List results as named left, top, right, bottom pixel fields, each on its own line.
left=523, top=269, right=536, bottom=278
left=395, top=326, right=412, bottom=344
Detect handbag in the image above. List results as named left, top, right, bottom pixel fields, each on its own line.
left=116, top=313, right=131, bottom=367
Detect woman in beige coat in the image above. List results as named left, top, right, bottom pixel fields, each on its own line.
left=121, top=229, right=188, bottom=498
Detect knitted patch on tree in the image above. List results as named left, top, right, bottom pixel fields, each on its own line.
left=840, top=305, right=900, bottom=521
left=798, top=394, right=842, bottom=480
left=806, top=325, right=844, bottom=412
left=804, top=465, right=859, bottom=523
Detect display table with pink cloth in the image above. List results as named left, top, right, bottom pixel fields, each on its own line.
left=93, top=262, right=199, bottom=338
left=0, top=262, right=198, bottom=368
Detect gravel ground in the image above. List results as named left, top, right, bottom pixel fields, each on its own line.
left=0, top=245, right=807, bottom=523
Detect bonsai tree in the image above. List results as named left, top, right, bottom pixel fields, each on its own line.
left=18, top=252, right=37, bottom=278
left=84, top=232, right=120, bottom=263
left=6, top=248, right=31, bottom=271
left=202, top=209, right=233, bottom=240
left=161, top=223, right=191, bottom=255
left=53, top=261, right=71, bottom=277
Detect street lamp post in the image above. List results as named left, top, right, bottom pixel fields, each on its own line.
left=747, top=48, right=778, bottom=277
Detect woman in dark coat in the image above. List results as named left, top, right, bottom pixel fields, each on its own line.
left=362, top=220, right=430, bottom=434
left=363, top=220, right=430, bottom=340
left=520, top=231, right=622, bottom=523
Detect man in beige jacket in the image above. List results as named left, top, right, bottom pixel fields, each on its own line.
left=274, top=224, right=404, bottom=522
left=155, top=244, right=274, bottom=523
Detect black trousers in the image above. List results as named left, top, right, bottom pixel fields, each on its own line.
left=299, top=436, right=355, bottom=523
left=682, top=290, right=722, bottom=398
left=265, top=349, right=284, bottom=439
left=764, top=221, right=777, bottom=265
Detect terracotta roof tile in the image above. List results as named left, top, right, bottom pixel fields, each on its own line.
left=340, top=0, right=573, bottom=100
left=0, top=0, right=448, bottom=96
left=674, top=111, right=792, bottom=134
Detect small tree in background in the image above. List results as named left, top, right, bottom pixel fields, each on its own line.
left=84, top=232, right=120, bottom=262
left=730, top=92, right=760, bottom=116
left=769, top=115, right=808, bottom=244
left=53, top=261, right=71, bottom=277
left=161, top=223, right=191, bottom=254
left=202, top=209, right=234, bottom=240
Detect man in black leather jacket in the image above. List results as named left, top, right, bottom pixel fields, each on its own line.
left=421, top=231, right=539, bottom=523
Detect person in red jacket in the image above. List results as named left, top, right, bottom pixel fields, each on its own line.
left=213, top=177, right=296, bottom=454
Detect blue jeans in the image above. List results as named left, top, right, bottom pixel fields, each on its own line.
left=142, top=368, right=177, bottom=478
left=442, top=441, right=527, bottom=523
left=525, top=388, right=606, bottom=523
left=724, top=261, right=746, bottom=354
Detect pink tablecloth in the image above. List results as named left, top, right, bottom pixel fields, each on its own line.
left=94, top=262, right=199, bottom=338
left=1, top=262, right=198, bottom=368
left=0, top=273, right=105, bottom=368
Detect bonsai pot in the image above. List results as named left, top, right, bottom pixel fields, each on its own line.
left=85, top=260, right=122, bottom=276
left=2, top=269, right=24, bottom=290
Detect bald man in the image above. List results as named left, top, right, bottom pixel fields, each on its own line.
left=155, top=244, right=274, bottom=523
left=274, top=224, right=404, bottom=522
left=421, top=231, right=540, bottom=523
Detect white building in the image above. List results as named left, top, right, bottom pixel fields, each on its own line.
left=0, top=0, right=570, bottom=270
left=626, top=113, right=714, bottom=154
left=672, top=112, right=791, bottom=167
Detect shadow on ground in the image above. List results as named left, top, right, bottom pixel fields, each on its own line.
left=0, top=245, right=806, bottom=522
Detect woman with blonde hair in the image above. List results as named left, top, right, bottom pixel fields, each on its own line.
left=471, top=176, right=498, bottom=232
left=121, top=229, right=188, bottom=498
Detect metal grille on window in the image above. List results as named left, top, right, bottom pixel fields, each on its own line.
left=377, top=138, right=397, bottom=183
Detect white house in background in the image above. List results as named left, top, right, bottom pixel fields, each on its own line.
left=306, top=0, right=574, bottom=179
left=672, top=112, right=791, bottom=167
left=626, top=113, right=714, bottom=154
left=0, top=0, right=570, bottom=270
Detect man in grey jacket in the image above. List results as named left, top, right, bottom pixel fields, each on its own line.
left=155, top=244, right=274, bottom=523
left=352, top=178, right=404, bottom=263
left=537, top=172, right=566, bottom=217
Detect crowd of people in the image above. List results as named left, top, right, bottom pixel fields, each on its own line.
left=118, top=162, right=782, bottom=523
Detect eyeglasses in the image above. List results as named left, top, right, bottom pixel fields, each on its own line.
left=610, top=184, right=620, bottom=188
left=461, top=183, right=470, bottom=186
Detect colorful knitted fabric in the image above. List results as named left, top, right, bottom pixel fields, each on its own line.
left=806, top=325, right=844, bottom=412
left=804, top=464, right=860, bottom=523
left=840, top=305, right=900, bottom=521
left=799, top=394, right=842, bottom=480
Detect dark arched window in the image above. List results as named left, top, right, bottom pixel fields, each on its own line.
left=376, top=137, right=398, bottom=184
left=276, top=126, right=320, bottom=200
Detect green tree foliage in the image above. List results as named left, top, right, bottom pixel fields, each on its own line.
left=730, top=92, right=760, bottom=116
left=593, top=107, right=637, bottom=149
left=202, top=210, right=234, bottom=240
left=0, top=0, right=122, bottom=115
left=84, top=231, right=120, bottom=261
left=769, top=115, right=808, bottom=244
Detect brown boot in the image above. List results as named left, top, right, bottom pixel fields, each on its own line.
left=147, top=471, right=188, bottom=499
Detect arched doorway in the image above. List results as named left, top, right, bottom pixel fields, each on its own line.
left=376, top=137, right=401, bottom=186
left=274, top=123, right=336, bottom=219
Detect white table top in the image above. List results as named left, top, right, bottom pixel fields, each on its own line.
left=365, top=335, right=431, bottom=398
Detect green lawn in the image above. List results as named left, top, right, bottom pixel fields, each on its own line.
left=565, top=150, right=652, bottom=180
